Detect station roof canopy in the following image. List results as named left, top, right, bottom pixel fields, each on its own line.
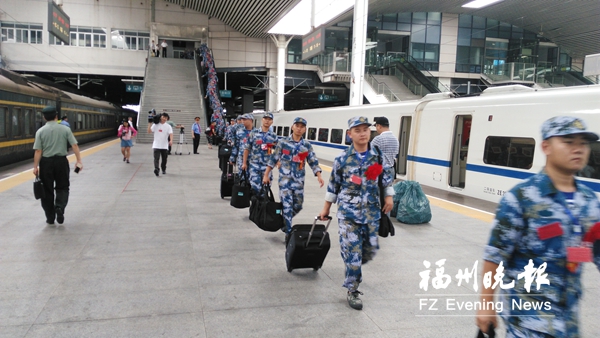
left=168, top=0, right=600, bottom=58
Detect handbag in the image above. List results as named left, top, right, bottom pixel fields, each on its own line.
left=250, top=185, right=284, bottom=232
left=375, top=146, right=395, bottom=237
left=230, top=170, right=251, bottom=209
left=33, top=174, right=45, bottom=200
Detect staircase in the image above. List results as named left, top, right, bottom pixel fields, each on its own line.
left=369, top=74, right=422, bottom=101
left=137, top=57, right=207, bottom=144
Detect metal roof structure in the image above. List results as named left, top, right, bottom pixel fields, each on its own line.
left=167, top=0, right=600, bottom=58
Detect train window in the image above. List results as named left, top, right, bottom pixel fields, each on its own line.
left=330, top=129, right=343, bottom=144
left=276, top=126, right=283, bottom=136
left=77, top=113, right=83, bottom=130
left=24, top=109, right=32, bottom=136
left=345, top=130, right=352, bottom=145
left=35, top=110, right=43, bottom=131
left=283, top=126, right=290, bottom=137
left=483, top=136, right=535, bottom=170
left=0, top=107, right=6, bottom=138
left=576, top=142, right=600, bottom=180
left=12, top=108, right=21, bottom=137
left=307, top=128, right=316, bottom=140
left=318, top=128, right=329, bottom=142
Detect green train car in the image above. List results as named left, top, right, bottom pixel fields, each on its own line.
left=0, top=69, right=136, bottom=167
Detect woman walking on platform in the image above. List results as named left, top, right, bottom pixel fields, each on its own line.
left=118, top=120, right=137, bottom=163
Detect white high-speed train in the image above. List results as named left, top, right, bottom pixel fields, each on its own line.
left=263, top=85, right=600, bottom=204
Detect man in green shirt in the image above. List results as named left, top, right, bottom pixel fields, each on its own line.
left=33, top=106, right=83, bottom=226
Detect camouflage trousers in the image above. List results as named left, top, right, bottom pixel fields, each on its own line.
left=503, top=299, right=576, bottom=338
left=248, top=166, right=272, bottom=197
left=279, top=187, right=304, bottom=233
left=338, top=218, right=379, bottom=292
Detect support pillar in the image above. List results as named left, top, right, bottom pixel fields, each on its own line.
left=349, top=0, right=368, bottom=106
left=266, top=68, right=278, bottom=112
left=270, top=35, right=293, bottom=112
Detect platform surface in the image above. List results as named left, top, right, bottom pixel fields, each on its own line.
left=0, top=139, right=598, bottom=337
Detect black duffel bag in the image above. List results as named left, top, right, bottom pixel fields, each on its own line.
left=218, top=144, right=232, bottom=157
left=249, top=185, right=284, bottom=232
left=230, top=170, right=251, bottom=209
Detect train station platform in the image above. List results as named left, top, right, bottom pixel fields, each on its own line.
left=0, top=139, right=598, bottom=337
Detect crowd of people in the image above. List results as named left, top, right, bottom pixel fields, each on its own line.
left=30, top=107, right=600, bottom=335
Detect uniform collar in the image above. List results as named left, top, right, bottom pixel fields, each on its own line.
left=537, top=168, right=586, bottom=196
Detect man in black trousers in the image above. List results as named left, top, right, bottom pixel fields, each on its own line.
left=33, top=106, right=83, bottom=226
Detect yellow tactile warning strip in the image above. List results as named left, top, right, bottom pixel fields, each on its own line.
left=0, top=139, right=119, bottom=194
left=319, top=164, right=495, bottom=223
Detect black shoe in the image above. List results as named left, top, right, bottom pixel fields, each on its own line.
left=55, top=207, right=64, bottom=224
left=123, top=157, right=126, bottom=161
left=154, top=168, right=159, bottom=176
left=162, top=171, right=166, bottom=175
left=347, top=290, right=363, bottom=310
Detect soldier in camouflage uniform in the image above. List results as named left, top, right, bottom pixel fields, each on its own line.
left=319, top=116, right=394, bottom=311
left=225, top=117, right=240, bottom=146
left=476, top=116, right=600, bottom=338
left=263, top=117, right=324, bottom=234
left=242, top=112, right=278, bottom=197
left=229, top=114, right=254, bottom=169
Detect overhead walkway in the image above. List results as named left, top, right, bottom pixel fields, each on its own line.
left=137, top=56, right=207, bottom=144
left=315, top=52, right=444, bottom=103
left=482, top=62, right=599, bottom=88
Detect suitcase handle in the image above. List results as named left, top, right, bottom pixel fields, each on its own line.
left=306, top=216, right=332, bottom=248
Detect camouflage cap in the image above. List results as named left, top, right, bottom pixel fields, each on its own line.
left=236, top=115, right=243, bottom=121
left=241, top=114, right=254, bottom=120
left=348, top=116, right=371, bottom=129
left=541, top=116, right=599, bottom=141
left=293, top=117, right=307, bottom=125
left=263, top=112, right=274, bottom=119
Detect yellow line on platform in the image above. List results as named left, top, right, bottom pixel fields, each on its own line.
left=0, top=139, right=119, bottom=194
left=319, top=163, right=493, bottom=223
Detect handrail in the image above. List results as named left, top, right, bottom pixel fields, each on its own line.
left=137, top=48, right=153, bottom=129
left=365, top=73, right=400, bottom=102
left=194, top=50, right=208, bottom=127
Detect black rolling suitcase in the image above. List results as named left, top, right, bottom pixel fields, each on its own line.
left=285, top=216, right=331, bottom=272
left=220, top=163, right=234, bottom=199
left=218, top=143, right=232, bottom=171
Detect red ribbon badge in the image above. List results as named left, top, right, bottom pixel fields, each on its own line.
left=298, top=151, right=309, bottom=170
left=365, top=163, right=383, bottom=180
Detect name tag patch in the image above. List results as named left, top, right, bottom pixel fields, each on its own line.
left=537, top=222, right=563, bottom=240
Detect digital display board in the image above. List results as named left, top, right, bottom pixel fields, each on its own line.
left=301, top=27, right=325, bottom=60
left=48, top=1, right=70, bottom=44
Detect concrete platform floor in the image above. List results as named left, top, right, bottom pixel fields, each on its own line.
left=0, top=139, right=598, bottom=337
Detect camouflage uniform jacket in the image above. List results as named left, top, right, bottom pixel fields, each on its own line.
left=225, top=124, right=237, bottom=145
left=244, top=129, right=278, bottom=169
left=484, top=169, right=600, bottom=336
left=229, top=126, right=252, bottom=164
left=267, top=136, right=321, bottom=185
left=325, top=146, right=394, bottom=224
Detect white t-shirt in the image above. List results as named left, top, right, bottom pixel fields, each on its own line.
left=151, top=122, right=173, bottom=149
left=161, top=41, right=168, bottom=48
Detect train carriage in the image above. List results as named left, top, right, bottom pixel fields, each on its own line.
left=271, top=84, right=600, bottom=204
left=0, top=69, right=136, bottom=167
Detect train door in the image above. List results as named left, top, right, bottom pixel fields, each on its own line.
left=397, top=116, right=412, bottom=175
left=449, top=115, right=471, bottom=188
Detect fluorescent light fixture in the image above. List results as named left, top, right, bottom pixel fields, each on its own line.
left=462, top=0, right=504, bottom=9
left=269, top=0, right=353, bottom=36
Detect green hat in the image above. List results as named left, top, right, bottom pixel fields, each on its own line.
left=42, top=106, right=57, bottom=115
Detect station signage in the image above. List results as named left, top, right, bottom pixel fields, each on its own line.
left=219, top=90, right=232, bottom=98
left=318, top=94, right=338, bottom=102
left=302, top=27, right=325, bottom=60
left=125, top=84, right=143, bottom=93
left=48, top=1, right=70, bottom=44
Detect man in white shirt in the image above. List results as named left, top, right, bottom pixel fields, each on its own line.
left=161, top=40, right=168, bottom=58
left=147, top=113, right=173, bottom=176
left=370, top=116, right=399, bottom=178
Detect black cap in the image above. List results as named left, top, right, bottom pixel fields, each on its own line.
left=373, top=116, right=389, bottom=126
left=42, top=106, right=57, bottom=115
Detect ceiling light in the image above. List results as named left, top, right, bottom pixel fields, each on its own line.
left=462, top=0, right=504, bottom=9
